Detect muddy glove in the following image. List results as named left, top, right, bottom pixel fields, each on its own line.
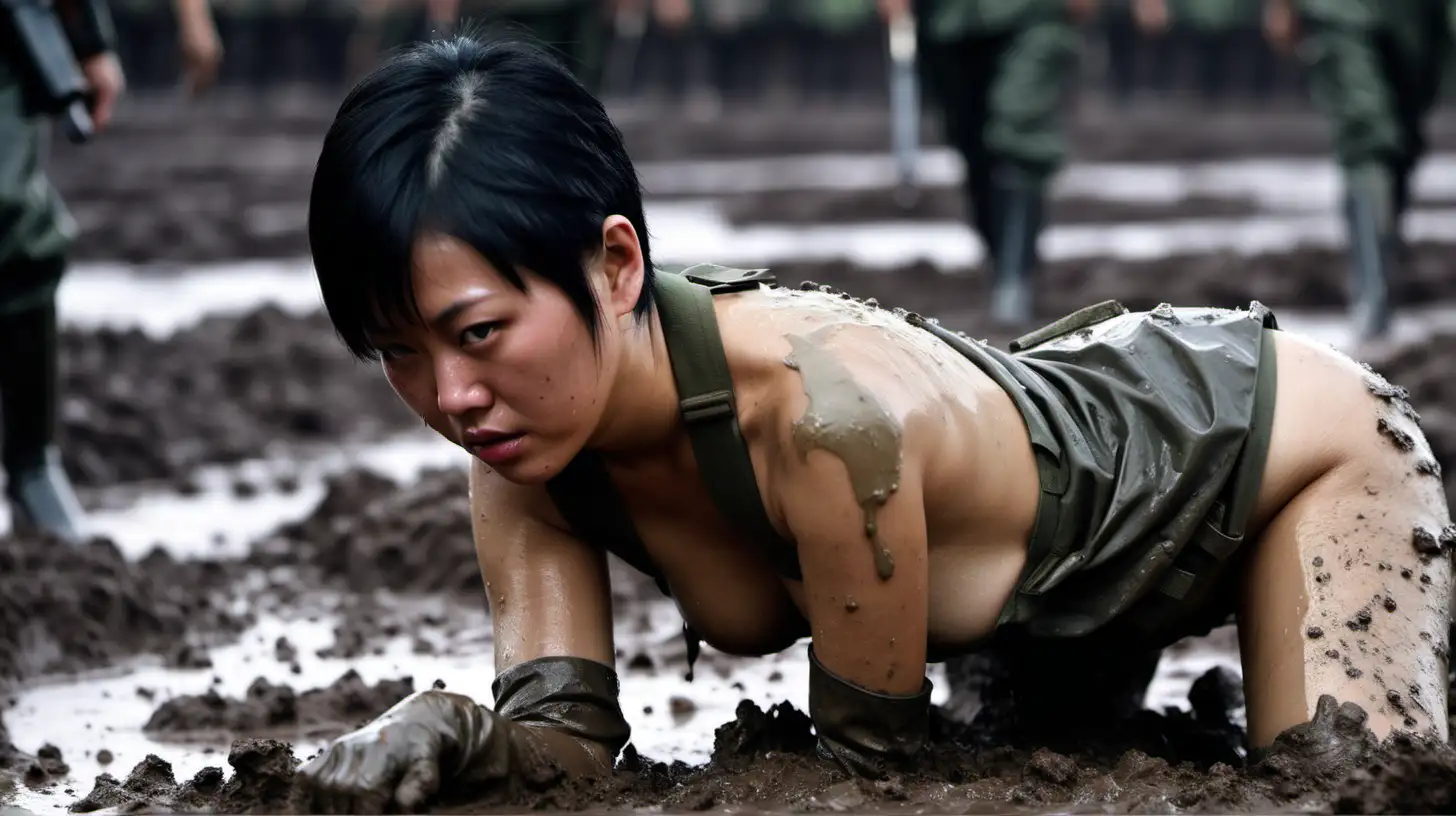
left=299, top=657, right=630, bottom=814
left=808, top=646, right=932, bottom=778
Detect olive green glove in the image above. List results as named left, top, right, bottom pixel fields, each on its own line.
left=808, top=646, right=931, bottom=778
left=298, top=657, right=630, bottom=814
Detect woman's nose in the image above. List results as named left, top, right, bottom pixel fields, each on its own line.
left=435, top=356, right=493, bottom=416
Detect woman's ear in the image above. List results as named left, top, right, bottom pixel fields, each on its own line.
left=599, top=215, right=646, bottom=320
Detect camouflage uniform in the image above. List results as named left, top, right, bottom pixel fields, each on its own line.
left=912, top=0, right=1082, bottom=325
left=1294, top=0, right=1450, bottom=338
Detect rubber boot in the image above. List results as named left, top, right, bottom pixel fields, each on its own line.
left=989, top=166, right=1045, bottom=327
left=1343, top=165, right=1397, bottom=342
left=1, top=297, right=87, bottom=543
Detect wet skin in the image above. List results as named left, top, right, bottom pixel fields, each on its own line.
left=376, top=225, right=1451, bottom=763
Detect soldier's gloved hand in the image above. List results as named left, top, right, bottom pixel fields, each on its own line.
left=298, top=689, right=500, bottom=815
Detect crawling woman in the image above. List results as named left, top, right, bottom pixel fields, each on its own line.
left=297, top=34, right=1454, bottom=813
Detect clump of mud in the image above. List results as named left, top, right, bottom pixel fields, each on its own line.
left=143, top=670, right=414, bottom=739
left=247, top=467, right=662, bottom=605
left=69, top=739, right=303, bottom=814
left=60, top=305, right=415, bottom=488
left=0, top=533, right=248, bottom=686
left=247, top=468, right=478, bottom=598
left=41, top=686, right=1456, bottom=814
left=1369, top=335, right=1456, bottom=509
left=446, top=691, right=1440, bottom=814
left=0, top=712, right=71, bottom=796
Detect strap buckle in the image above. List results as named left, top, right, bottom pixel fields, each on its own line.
left=681, top=389, right=735, bottom=425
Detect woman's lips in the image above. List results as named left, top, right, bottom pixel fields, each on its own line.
left=468, top=433, right=526, bottom=465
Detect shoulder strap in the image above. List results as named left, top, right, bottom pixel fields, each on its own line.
left=546, top=453, right=672, bottom=597
left=654, top=269, right=803, bottom=580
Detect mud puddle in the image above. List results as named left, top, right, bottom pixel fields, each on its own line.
left=1, top=432, right=459, bottom=557
left=5, top=597, right=1245, bottom=815
left=47, top=303, right=417, bottom=491
left=1, top=438, right=1251, bottom=814
left=60, top=209, right=1456, bottom=314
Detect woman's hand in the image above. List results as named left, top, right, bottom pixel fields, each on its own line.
left=298, top=689, right=497, bottom=814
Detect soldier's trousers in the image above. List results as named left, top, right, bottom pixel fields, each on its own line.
left=1298, top=0, right=1450, bottom=214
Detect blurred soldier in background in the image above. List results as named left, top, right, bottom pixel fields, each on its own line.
left=1264, top=0, right=1450, bottom=341
left=880, top=0, right=1097, bottom=326
left=110, top=0, right=221, bottom=90
left=358, top=0, right=663, bottom=93
left=0, top=0, right=219, bottom=542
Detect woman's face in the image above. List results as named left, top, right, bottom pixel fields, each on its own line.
left=372, top=229, right=637, bottom=484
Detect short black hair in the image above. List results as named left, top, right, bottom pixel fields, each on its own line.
left=308, top=32, right=654, bottom=361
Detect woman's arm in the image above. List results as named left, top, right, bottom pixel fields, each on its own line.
left=298, top=461, right=626, bottom=814
left=472, top=457, right=616, bottom=672
left=772, top=337, right=933, bottom=777
left=468, top=457, right=626, bottom=770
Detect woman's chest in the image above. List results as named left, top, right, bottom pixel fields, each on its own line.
left=611, top=465, right=810, bottom=656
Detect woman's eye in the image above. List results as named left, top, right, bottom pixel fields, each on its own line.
left=460, top=322, right=497, bottom=345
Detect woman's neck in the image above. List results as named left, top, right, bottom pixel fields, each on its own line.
left=585, top=311, right=684, bottom=462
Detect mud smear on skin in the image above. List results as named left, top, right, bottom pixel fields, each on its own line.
left=785, top=329, right=903, bottom=580
left=60, top=306, right=414, bottom=490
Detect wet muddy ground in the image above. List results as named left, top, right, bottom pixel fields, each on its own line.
left=4, top=453, right=1456, bottom=813
left=46, top=90, right=1456, bottom=264
left=6, top=296, right=1456, bottom=813
left=9, top=96, right=1456, bottom=813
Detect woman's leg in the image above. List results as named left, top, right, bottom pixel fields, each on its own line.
left=1239, top=334, right=1452, bottom=747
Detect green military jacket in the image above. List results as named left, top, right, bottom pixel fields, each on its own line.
left=919, top=0, right=1068, bottom=38
left=0, top=55, right=78, bottom=273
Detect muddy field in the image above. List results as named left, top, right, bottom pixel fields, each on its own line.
left=5, top=292, right=1456, bottom=813
left=43, top=91, right=1456, bottom=264
left=4, top=448, right=1456, bottom=813
left=8, top=93, right=1456, bottom=813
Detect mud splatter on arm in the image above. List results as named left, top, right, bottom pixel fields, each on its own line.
left=779, top=332, right=930, bottom=697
